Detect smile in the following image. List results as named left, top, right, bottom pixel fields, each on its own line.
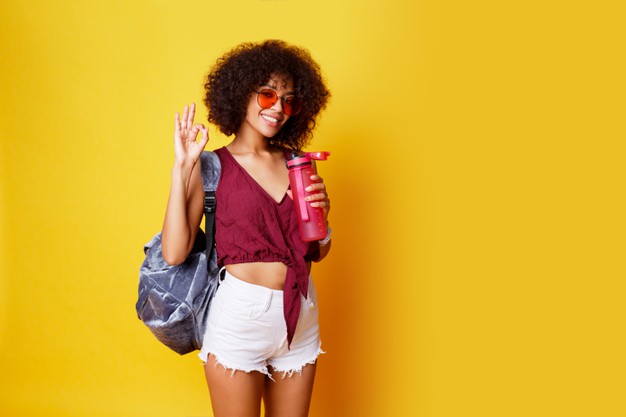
left=261, top=114, right=281, bottom=123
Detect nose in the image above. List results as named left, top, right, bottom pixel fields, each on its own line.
left=270, top=97, right=284, bottom=113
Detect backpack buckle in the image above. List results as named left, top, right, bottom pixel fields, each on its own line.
left=204, top=194, right=216, bottom=213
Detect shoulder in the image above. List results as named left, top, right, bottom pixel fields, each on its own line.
left=200, top=148, right=222, bottom=164
left=199, top=149, right=223, bottom=190
left=200, top=149, right=221, bottom=168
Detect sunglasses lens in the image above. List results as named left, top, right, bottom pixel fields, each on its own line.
left=257, top=89, right=277, bottom=109
left=283, top=96, right=302, bottom=116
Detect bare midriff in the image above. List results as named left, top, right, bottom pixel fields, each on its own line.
left=225, top=261, right=312, bottom=291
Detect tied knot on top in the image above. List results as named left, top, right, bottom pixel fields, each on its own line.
left=283, top=249, right=310, bottom=348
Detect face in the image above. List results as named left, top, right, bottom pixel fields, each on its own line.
left=242, top=73, right=296, bottom=138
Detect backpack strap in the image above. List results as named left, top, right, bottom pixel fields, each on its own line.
left=200, top=151, right=222, bottom=273
left=203, top=191, right=216, bottom=270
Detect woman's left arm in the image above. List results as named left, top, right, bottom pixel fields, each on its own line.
left=306, top=174, right=332, bottom=262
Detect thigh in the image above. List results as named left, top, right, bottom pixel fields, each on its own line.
left=263, top=363, right=317, bottom=417
left=204, top=353, right=266, bottom=417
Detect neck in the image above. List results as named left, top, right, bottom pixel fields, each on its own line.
left=230, top=121, right=271, bottom=154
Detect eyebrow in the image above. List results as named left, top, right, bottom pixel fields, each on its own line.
left=261, top=84, right=296, bottom=95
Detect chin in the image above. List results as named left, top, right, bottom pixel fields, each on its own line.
left=259, top=124, right=284, bottom=138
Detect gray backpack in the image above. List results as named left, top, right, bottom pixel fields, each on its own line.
left=136, top=151, right=222, bottom=355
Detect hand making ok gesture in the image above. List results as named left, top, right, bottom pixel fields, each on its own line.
left=173, top=102, right=209, bottom=168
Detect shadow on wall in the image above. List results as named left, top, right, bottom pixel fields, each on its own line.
left=311, top=128, right=385, bottom=417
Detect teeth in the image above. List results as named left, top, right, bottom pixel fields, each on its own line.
left=262, top=115, right=278, bottom=123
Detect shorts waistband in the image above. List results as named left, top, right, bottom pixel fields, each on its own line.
left=221, top=269, right=284, bottom=308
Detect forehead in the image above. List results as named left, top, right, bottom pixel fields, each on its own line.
left=265, top=73, right=294, bottom=90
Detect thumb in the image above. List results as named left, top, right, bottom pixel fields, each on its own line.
left=198, top=126, right=210, bottom=150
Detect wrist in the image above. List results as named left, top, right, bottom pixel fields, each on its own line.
left=318, top=226, right=332, bottom=246
left=172, top=161, right=194, bottom=176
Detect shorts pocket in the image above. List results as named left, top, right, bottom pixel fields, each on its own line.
left=218, top=290, right=270, bottom=321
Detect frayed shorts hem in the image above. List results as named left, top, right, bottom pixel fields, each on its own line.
left=200, top=343, right=325, bottom=382
left=201, top=351, right=271, bottom=378
left=269, top=344, right=326, bottom=379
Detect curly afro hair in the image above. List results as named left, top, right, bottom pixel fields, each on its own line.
left=204, top=40, right=330, bottom=151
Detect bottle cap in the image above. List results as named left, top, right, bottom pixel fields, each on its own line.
left=304, top=152, right=331, bottom=161
left=287, top=151, right=331, bottom=168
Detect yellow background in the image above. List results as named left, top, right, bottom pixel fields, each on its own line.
left=1, top=0, right=624, bottom=416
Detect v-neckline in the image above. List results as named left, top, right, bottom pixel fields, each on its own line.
left=222, top=146, right=291, bottom=205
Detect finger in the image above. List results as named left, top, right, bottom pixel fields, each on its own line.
left=189, top=125, right=199, bottom=140
left=310, top=175, right=324, bottom=182
left=198, top=126, right=210, bottom=149
left=310, top=201, right=330, bottom=208
left=173, top=113, right=184, bottom=155
left=189, top=123, right=205, bottom=141
left=305, top=183, right=326, bottom=192
left=181, top=105, right=189, bottom=130
left=305, top=192, right=327, bottom=202
left=174, top=112, right=181, bottom=132
left=188, top=102, right=195, bottom=127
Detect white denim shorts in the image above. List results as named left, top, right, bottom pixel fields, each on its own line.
left=198, top=270, right=324, bottom=379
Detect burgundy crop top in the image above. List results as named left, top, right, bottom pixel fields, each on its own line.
left=213, top=146, right=320, bottom=347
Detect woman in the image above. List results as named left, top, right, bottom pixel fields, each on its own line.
left=161, top=40, right=331, bottom=417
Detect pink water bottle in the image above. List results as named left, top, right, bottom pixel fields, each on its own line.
left=287, top=151, right=331, bottom=241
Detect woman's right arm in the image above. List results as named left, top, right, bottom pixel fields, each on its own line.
left=161, top=103, right=209, bottom=265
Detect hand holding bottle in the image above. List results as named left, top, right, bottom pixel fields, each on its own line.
left=287, top=152, right=331, bottom=241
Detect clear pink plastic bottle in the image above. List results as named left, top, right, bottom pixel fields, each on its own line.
left=287, top=151, right=331, bottom=241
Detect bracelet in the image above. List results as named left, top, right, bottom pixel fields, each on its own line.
left=318, top=226, right=332, bottom=246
